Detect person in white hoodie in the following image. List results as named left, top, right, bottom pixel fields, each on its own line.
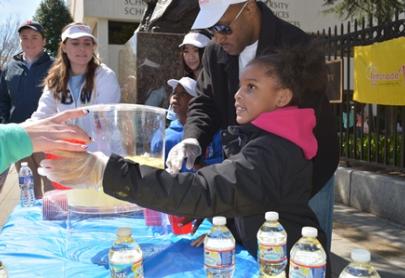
left=30, top=22, right=120, bottom=195
left=31, top=22, right=121, bottom=124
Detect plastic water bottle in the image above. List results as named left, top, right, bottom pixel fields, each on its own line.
left=18, top=162, right=35, bottom=207
left=289, top=227, right=327, bottom=278
left=108, top=227, right=143, bottom=278
left=339, top=249, right=381, bottom=278
left=204, top=216, right=235, bottom=277
left=257, top=211, right=287, bottom=277
left=0, top=261, right=8, bottom=278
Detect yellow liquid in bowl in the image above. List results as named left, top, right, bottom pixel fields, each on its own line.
left=126, top=154, right=164, bottom=169
left=67, top=154, right=164, bottom=213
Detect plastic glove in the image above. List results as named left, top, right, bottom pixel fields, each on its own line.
left=166, top=138, right=201, bottom=174
left=38, top=151, right=108, bottom=190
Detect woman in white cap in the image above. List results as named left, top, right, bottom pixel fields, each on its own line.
left=179, top=30, right=211, bottom=80
left=31, top=22, right=121, bottom=129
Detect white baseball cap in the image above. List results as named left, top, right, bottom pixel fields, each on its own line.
left=192, top=0, right=247, bottom=30
left=179, top=32, right=211, bottom=48
left=167, top=77, right=197, bottom=97
left=61, top=24, right=97, bottom=43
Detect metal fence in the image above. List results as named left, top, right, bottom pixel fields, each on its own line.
left=317, top=11, right=405, bottom=171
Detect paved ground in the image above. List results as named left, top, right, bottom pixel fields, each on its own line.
left=1, top=166, right=405, bottom=277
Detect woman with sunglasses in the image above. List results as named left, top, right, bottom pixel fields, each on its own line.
left=179, top=30, right=211, bottom=80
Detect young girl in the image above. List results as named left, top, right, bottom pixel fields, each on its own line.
left=40, top=44, right=331, bottom=275
left=30, top=22, right=121, bottom=129
left=179, top=30, right=211, bottom=79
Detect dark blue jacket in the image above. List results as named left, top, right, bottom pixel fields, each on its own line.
left=0, top=51, right=53, bottom=123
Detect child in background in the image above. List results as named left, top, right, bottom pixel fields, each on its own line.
left=162, top=77, right=223, bottom=172
left=40, top=43, right=331, bottom=276
left=180, top=31, right=211, bottom=79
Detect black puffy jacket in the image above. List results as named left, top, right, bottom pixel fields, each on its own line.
left=103, top=124, right=330, bottom=276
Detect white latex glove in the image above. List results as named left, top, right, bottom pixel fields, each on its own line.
left=38, top=151, right=108, bottom=190
left=166, top=138, right=201, bottom=174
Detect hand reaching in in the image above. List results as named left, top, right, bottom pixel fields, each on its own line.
left=38, top=151, right=109, bottom=189
left=166, top=138, right=201, bottom=174
left=21, top=109, right=90, bottom=153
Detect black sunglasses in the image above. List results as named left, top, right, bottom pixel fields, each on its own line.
left=208, top=1, right=249, bottom=35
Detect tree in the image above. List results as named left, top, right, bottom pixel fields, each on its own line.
left=0, top=17, right=20, bottom=70
left=34, top=0, right=73, bottom=56
left=323, top=0, right=405, bottom=21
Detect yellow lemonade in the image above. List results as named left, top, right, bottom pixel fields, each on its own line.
left=126, top=154, right=164, bottom=169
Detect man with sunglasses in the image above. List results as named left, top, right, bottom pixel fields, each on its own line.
left=166, top=0, right=337, bottom=273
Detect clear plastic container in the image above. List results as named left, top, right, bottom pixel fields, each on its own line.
left=257, top=211, right=287, bottom=277
left=65, top=104, right=166, bottom=219
left=289, top=227, right=327, bottom=278
left=339, top=249, right=381, bottom=278
left=42, top=190, right=68, bottom=220
left=204, top=216, right=235, bottom=277
left=109, top=227, right=143, bottom=277
left=63, top=104, right=169, bottom=269
left=18, top=162, right=35, bottom=207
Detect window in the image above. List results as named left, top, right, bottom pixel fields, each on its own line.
left=108, top=21, right=139, bottom=44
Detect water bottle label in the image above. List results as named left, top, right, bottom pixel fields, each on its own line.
left=110, top=259, right=143, bottom=278
left=19, top=176, right=33, bottom=185
left=204, top=247, right=235, bottom=269
left=258, top=243, right=287, bottom=263
left=289, top=260, right=326, bottom=278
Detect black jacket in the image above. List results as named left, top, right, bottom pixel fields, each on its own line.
left=184, top=2, right=338, bottom=195
left=103, top=124, right=330, bottom=276
left=0, top=51, right=53, bottom=123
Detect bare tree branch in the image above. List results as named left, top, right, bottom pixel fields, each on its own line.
left=0, top=17, right=20, bottom=69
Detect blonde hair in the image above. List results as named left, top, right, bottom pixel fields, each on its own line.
left=43, top=22, right=100, bottom=103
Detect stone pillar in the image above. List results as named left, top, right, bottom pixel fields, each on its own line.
left=96, top=19, right=109, bottom=66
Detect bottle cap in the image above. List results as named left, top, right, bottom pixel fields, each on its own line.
left=116, top=227, right=132, bottom=237
left=265, top=211, right=279, bottom=221
left=21, top=162, right=28, bottom=167
left=302, top=226, right=318, bottom=237
left=213, top=216, right=226, bottom=226
left=351, top=248, right=371, bottom=263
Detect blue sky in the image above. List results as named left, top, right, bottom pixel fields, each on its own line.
left=0, top=0, right=43, bottom=25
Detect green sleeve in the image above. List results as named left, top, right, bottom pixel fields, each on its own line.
left=0, top=124, right=33, bottom=173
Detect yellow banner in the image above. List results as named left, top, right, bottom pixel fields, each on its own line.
left=354, top=37, right=405, bottom=105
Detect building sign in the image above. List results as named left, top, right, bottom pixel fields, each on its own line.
left=326, top=59, right=343, bottom=103
left=261, top=0, right=344, bottom=32
left=123, top=0, right=145, bottom=17
left=354, top=37, right=405, bottom=105
left=77, top=0, right=146, bottom=21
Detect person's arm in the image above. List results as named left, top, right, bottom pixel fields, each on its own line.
left=21, top=109, right=91, bottom=153
left=0, top=124, right=32, bottom=173
left=39, top=133, right=313, bottom=219
left=183, top=46, right=220, bottom=151
left=0, top=109, right=91, bottom=173
left=0, top=70, right=11, bottom=123
left=104, top=138, right=311, bottom=218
